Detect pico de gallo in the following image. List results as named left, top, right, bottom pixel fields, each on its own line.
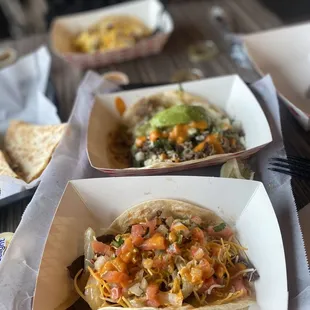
left=75, top=213, right=258, bottom=309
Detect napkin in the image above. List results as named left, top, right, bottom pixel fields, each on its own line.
left=0, top=71, right=309, bottom=310
left=0, top=46, right=61, bottom=199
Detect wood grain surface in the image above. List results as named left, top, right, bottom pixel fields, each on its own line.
left=0, top=0, right=308, bottom=233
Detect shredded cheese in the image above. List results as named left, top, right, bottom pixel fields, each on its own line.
left=122, top=296, right=132, bottom=307
left=88, top=266, right=111, bottom=293
left=210, top=290, right=244, bottom=305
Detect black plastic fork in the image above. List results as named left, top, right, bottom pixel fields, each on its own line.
left=269, top=156, right=310, bottom=179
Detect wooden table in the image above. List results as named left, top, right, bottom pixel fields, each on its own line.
left=0, top=0, right=308, bottom=233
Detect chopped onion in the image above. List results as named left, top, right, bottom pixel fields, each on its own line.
left=142, top=258, right=153, bottom=269
left=181, top=280, right=194, bottom=299
left=165, top=216, right=174, bottom=227
left=94, top=256, right=108, bottom=271
left=207, top=284, right=225, bottom=295
left=129, top=298, right=147, bottom=307
left=140, top=278, right=148, bottom=291
left=231, top=268, right=256, bottom=280
left=157, top=224, right=168, bottom=236
left=129, top=283, right=144, bottom=297
left=135, top=269, right=144, bottom=281
left=175, top=256, right=186, bottom=271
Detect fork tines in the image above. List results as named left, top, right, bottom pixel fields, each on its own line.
left=269, top=156, right=310, bottom=179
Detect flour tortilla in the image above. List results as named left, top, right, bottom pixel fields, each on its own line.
left=0, top=150, right=19, bottom=179
left=101, top=199, right=255, bottom=310
left=4, top=121, right=67, bottom=183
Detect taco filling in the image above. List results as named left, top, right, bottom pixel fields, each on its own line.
left=70, top=201, right=257, bottom=309
left=121, top=90, right=245, bottom=168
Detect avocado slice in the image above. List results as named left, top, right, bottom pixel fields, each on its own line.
left=150, top=104, right=206, bottom=128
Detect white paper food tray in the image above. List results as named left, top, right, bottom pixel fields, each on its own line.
left=244, top=23, right=310, bottom=131
left=87, top=75, right=272, bottom=176
left=50, top=0, right=174, bottom=68
left=33, top=176, right=287, bottom=310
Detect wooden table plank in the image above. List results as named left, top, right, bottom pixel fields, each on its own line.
left=1, top=0, right=308, bottom=233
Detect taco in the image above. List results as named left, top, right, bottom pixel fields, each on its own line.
left=68, top=200, right=258, bottom=309
left=119, top=90, right=245, bottom=168
left=4, top=120, right=67, bottom=183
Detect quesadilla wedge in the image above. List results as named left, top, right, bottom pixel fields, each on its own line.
left=118, top=90, right=245, bottom=168
left=0, top=150, right=19, bottom=179
left=4, top=121, right=67, bottom=183
left=69, top=200, right=258, bottom=309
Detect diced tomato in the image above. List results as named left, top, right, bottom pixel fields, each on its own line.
left=146, top=283, right=161, bottom=307
left=232, top=276, right=247, bottom=296
left=131, top=224, right=146, bottom=246
left=207, top=225, right=233, bottom=240
left=91, top=241, right=112, bottom=255
left=167, top=243, right=181, bottom=255
left=191, top=227, right=205, bottom=244
left=111, top=287, right=122, bottom=300
left=132, top=224, right=146, bottom=236
left=153, top=253, right=172, bottom=269
left=102, top=271, right=130, bottom=288
left=132, top=235, right=144, bottom=247
left=198, top=277, right=216, bottom=293
left=191, top=215, right=202, bottom=225
left=199, top=258, right=214, bottom=279
left=145, top=217, right=157, bottom=236
left=140, top=233, right=166, bottom=251
left=115, top=247, right=122, bottom=256
left=191, top=246, right=204, bottom=260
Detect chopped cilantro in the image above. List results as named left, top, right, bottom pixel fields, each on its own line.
left=162, top=139, right=173, bottom=151
left=213, top=222, right=226, bottom=232
left=153, top=139, right=163, bottom=148
left=111, top=236, right=124, bottom=248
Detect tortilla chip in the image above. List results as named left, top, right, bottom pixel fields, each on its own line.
left=0, top=150, right=19, bottom=179
left=4, top=121, right=67, bottom=183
